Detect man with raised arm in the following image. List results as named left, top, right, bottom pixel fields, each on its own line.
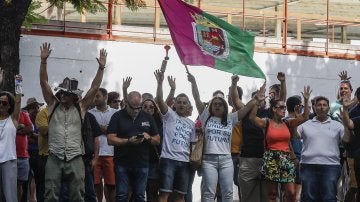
left=154, top=70, right=196, bottom=202
left=39, top=42, right=107, bottom=202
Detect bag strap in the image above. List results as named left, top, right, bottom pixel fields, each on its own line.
left=264, top=118, right=269, bottom=150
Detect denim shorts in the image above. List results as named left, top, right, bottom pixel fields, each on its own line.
left=159, top=158, right=190, bottom=194
left=17, top=158, right=30, bottom=181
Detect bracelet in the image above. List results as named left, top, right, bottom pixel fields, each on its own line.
left=41, top=62, right=47, bottom=65
left=99, top=65, right=105, bottom=70
left=127, top=137, right=130, bottom=144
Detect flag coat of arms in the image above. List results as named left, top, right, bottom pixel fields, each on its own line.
left=158, top=0, right=265, bottom=79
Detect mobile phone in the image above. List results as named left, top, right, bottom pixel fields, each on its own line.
left=136, top=134, right=144, bottom=139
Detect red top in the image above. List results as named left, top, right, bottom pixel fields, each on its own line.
left=16, top=111, right=32, bottom=158
left=265, top=120, right=290, bottom=152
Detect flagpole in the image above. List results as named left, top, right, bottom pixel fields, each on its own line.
left=184, top=65, right=190, bottom=74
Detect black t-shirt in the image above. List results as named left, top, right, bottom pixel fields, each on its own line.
left=240, top=108, right=269, bottom=158
left=83, top=112, right=102, bottom=162
left=107, top=109, right=159, bottom=167
left=346, top=105, right=360, bottom=158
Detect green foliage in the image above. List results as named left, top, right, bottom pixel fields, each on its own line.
left=47, top=0, right=106, bottom=14
left=23, top=1, right=47, bottom=30
left=124, top=0, right=146, bottom=11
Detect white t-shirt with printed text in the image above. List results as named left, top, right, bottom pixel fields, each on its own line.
left=200, top=109, right=238, bottom=155
left=160, top=107, right=196, bottom=162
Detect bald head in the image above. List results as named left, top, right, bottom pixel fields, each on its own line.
left=127, top=91, right=142, bottom=103
left=126, top=91, right=142, bottom=118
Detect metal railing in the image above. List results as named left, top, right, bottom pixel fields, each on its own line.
left=23, top=0, right=360, bottom=60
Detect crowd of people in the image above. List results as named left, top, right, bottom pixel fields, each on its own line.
left=0, top=42, right=359, bottom=202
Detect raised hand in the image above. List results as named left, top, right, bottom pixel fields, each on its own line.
left=338, top=70, right=351, bottom=80
left=277, top=72, right=286, bottom=82
left=122, top=77, right=132, bottom=90
left=96, top=48, right=107, bottom=69
left=154, top=69, right=164, bottom=83
left=40, top=42, right=52, bottom=61
left=167, top=76, right=176, bottom=90
left=187, top=72, right=196, bottom=84
left=301, top=85, right=312, bottom=101
left=255, top=82, right=266, bottom=102
left=231, top=75, right=239, bottom=85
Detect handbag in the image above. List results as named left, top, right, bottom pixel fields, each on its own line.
left=190, top=132, right=204, bottom=170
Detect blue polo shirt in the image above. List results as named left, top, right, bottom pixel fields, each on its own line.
left=107, top=109, right=158, bottom=167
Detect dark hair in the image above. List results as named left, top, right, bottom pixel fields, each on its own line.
left=175, top=93, right=190, bottom=102
left=142, top=93, right=154, bottom=100
left=340, top=80, right=353, bottom=91
left=212, top=90, right=224, bottom=97
left=0, top=91, right=15, bottom=115
left=98, top=88, right=108, bottom=96
left=269, top=99, right=282, bottom=116
left=208, top=97, right=228, bottom=126
left=286, top=95, right=302, bottom=113
left=314, top=96, right=329, bottom=106
left=142, top=98, right=162, bottom=125
left=355, top=86, right=360, bottom=100
left=270, top=84, right=281, bottom=92
left=107, top=91, right=120, bottom=105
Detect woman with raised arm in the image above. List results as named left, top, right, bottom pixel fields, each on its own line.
left=0, top=75, right=23, bottom=201
left=249, top=86, right=311, bottom=202
left=187, top=73, right=263, bottom=202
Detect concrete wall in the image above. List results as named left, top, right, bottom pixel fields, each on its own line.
left=20, top=35, right=359, bottom=118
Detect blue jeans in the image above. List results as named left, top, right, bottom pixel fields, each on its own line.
left=300, top=164, right=340, bottom=202
left=114, top=163, right=148, bottom=202
left=185, top=168, right=196, bottom=202
left=159, top=158, right=191, bottom=194
left=84, top=161, right=97, bottom=202
left=202, top=154, right=233, bottom=202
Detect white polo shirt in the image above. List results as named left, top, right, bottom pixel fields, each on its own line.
left=297, top=117, right=344, bottom=165
left=89, top=106, right=117, bottom=156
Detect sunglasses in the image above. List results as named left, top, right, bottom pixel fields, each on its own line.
left=0, top=101, right=8, bottom=106
left=61, top=91, right=73, bottom=96
left=126, top=101, right=142, bottom=110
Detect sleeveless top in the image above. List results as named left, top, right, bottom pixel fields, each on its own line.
left=48, top=104, right=83, bottom=161
left=265, top=121, right=290, bottom=152
left=0, top=117, right=17, bottom=163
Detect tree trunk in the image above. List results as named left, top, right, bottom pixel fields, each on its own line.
left=0, top=0, right=32, bottom=94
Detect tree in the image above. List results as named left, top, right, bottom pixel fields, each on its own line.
left=0, top=0, right=145, bottom=93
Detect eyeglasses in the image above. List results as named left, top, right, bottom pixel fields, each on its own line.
left=0, top=101, right=8, bottom=106
left=275, top=105, right=287, bottom=110
left=111, top=100, right=121, bottom=103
